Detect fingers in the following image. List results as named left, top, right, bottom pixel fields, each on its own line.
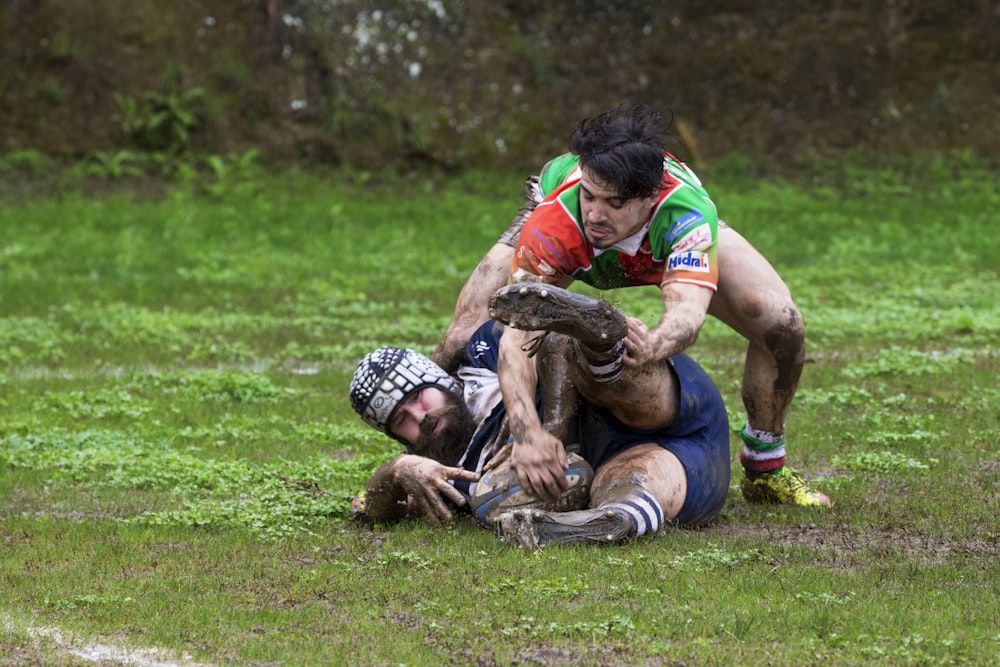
left=395, top=456, right=481, bottom=525
left=423, top=466, right=484, bottom=519
left=517, top=468, right=546, bottom=502
left=625, top=316, right=647, bottom=340
left=436, top=478, right=470, bottom=507
left=415, top=480, right=455, bottom=526
left=517, top=461, right=569, bottom=503
left=418, top=502, right=446, bottom=527
left=523, top=473, right=567, bottom=503
left=509, top=433, right=570, bottom=502
left=624, top=318, right=655, bottom=367
left=537, top=474, right=569, bottom=503
left=448, top=467, right=481, bottom=483
left=545, top=464, right=570, bottom=498
left=483, top=442, right=512, bottom=472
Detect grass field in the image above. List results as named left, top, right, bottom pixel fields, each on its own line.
left=1, top=155, right=998, bottom=665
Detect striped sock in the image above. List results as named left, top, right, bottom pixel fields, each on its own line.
left=739, top=424, right=786, bottom=475
left=581, top=339, right=626, bottom=383
left=603, top=490, right=664, bottom=537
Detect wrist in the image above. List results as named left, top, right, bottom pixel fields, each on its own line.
left=390, top=453, right=412, bottom=482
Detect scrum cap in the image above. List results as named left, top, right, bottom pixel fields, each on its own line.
left=349, top=346, right=461, bottom=435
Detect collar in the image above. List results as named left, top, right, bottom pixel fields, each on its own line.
left=593, top=219, right=652, bottom=257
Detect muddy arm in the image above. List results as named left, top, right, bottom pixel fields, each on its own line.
left=432, top=176, right=542, bottom=372
left=432, top=243, right=514, bottom=373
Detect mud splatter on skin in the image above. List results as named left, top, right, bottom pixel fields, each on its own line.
left=531, top=332, right=680, bottom=439
left=432, top=251, right=514, bottom=372
left=741, top=304, right=805, bottom=433
left=764, top=305, right=806, bottom=396
left=536, top=337, right=580, bottom=443
left=567, top=341, right=680, bottom=432
left=589, top=471, right=649, bottom=505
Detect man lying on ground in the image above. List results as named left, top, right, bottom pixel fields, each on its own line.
left=349, top=284, right=730, bottom=547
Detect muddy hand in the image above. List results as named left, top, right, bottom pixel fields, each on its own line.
left=510, top=430, right=568, bottom=502
left=623, top=316, right=657, bottom=367
left=393, top=455, right=479, bottom=526
left=483, top=442, right=513, bottom=472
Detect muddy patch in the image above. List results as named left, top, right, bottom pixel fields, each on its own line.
left=710, top=521, right=998, bottom=565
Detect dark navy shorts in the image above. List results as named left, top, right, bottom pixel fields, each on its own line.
left=575, top=353, right=731, bottom=527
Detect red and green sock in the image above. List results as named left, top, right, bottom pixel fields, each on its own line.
left=739, top=424, right=786, bottom=476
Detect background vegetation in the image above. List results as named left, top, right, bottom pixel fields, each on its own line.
left=2, top=1, right=999, bottom=169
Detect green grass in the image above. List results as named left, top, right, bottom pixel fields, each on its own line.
left=1, top=158, right=998, bottom=665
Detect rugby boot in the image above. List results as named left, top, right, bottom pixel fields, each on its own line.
left=740, top=467, right=832, bottom=507
left=496, top=506, right=637, bottom=549
left=488, top=283, right=627, bottom=346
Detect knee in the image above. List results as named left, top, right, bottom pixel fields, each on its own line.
left=592, top=445, right=687, bottom=518
left=762, top=301, right=805, bottom=361
left=773, top=300, right=804, bottom=341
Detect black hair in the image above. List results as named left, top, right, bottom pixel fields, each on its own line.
left=569, top=103, right=667, bottom=200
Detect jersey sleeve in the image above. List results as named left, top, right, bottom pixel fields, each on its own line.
left=460, top=321, right=501, bottom=374
left=507, top=153, right=586, bottom=284
left=538, top=153, right=580, bottom=196
left=648, top=167, right=720, bottom=292
left=458, top=321, right=503, bottom=426
left=452, top=321, right=508, bottom=502
left=658, top=207, right=719, bottom=291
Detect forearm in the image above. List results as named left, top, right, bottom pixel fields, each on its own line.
left=498, top=328, right=543, bottom=443
left=432, top=325, right=473, bottom=375
left=647, top=283, right=714, bottom=359
left=649, top=305, right=706, bottom=358
left=360, top=456, right=411, bottom=522
left=497, top=326, right=570, bottom=500
left=432, top=242, right=515, bottom=373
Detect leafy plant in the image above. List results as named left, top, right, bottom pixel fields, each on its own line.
left=112, top=87, right=206, bottom=155
left=0, top=149, right=54, bottom=176
left=84, top=149, right=149, bottom=180
left=196, top=149, right=262, bottom=196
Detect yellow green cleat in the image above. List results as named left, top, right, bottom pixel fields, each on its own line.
left=741, top=467, right=832, bottom=507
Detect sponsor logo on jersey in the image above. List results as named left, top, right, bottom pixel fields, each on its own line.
left=667, top=251, right=710, bottom=272
left=666, top=209, right=706, bottom=244
left=672, top=226, right=712, bottom=254
left=530, top=228, right=565, bottom=264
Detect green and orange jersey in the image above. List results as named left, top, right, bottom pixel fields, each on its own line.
left=512, top=152, right=719, bottom=291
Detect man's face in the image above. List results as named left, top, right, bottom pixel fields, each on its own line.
left=389, top=387, right=476, bottom=467
left=578, top=167, right=659, bottom=249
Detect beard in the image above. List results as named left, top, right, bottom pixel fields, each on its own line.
left=407, top=390, right=477, bottom=467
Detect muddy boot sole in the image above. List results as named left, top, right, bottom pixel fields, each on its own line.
left=488, top=284, right=627, bottom=346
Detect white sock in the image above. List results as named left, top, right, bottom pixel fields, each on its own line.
left=604, top=490, right=664, bottom=537
left=584, top=339, right=626, bottom=383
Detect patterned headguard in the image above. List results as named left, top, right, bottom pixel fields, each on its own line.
left=349, top=346, right=462, bottom=436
